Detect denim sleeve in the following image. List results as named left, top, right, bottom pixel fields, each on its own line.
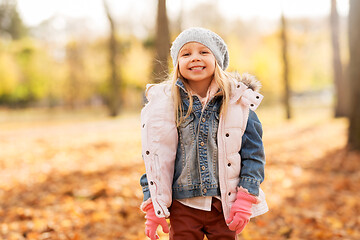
left=238, top=110, right=265, bottom=196
left=140, top=173, right=151, bottom=201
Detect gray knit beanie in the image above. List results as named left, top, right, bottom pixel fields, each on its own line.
left=170, top=27, right=229, bottom=70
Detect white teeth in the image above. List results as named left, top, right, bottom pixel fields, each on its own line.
left=191, top=67, right=204, bottom=70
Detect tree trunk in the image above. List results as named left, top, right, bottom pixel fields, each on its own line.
left=103, top=0, right=121, bottom=117
left=331, top=0, right=347, bottom=117
left=175, top=0, right=184, bottom=34
left=153, top=0, right=170, bottom=83
left=280, top=11, right=291, bottom=119
left=66, top=42, right=84, bottom=109
left=348, top=0, right=360, bottom=150
left=0, top=0, right=27, bottom=40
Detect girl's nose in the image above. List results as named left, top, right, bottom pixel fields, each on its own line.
left=190, top=54, right=201, bottom=62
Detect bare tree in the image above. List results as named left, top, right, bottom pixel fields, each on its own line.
left=187, top=1, right=224, bottom=33
left=66, top=42, right=84, bottom=109
left=153, top=0, right=170, bottom=83
left=330, top=0, right=347, bottom=117
left=0, top=0, right=27, bottom=39
left=348, top=0, right=360, bottom=150
left=280, top=10, right=291, bottom=119
left=175, top=0, right=184, bottom=34
left=103, top=0, right=121, bottom=116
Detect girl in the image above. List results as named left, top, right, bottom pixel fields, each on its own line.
left=140, top=27, right=268, bottom=240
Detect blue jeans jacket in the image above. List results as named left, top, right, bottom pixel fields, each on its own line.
left=140, top=80, right=265, bottom=201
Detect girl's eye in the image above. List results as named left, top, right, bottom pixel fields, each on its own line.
left=182, top=53, right=190, bottom=56
left=201, top=51, right=209, bottom=54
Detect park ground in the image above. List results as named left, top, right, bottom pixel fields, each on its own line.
left=0, top=105, right=359, bottom=240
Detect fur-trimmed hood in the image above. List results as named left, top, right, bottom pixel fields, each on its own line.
left=228, top=72, right=263, bottom=111
left=231, top=72, right=262, bottom=92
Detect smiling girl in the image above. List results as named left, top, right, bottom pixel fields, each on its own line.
left=140, top=27, right=268, bottom=240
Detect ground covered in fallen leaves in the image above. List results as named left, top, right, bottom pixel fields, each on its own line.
left=0, top=107, right=359, bottom=240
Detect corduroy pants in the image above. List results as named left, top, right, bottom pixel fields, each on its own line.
left=169, top=198, right=236, bottom=240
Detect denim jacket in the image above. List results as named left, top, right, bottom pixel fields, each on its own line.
left=140, top=74, right=268, bottom=219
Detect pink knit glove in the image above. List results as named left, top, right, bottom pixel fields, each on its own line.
left=144, top=203, right=169, bottom=240
left=226, top=191, right=257, bottom=234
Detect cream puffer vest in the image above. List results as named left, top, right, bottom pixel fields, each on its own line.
left=141, top=75, right=268, bottom=220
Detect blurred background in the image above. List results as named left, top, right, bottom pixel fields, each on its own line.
left=1, top=0, right=360, bottom=239
left=0, top=0, right=350, bottom=113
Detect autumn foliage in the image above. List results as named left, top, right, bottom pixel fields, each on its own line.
left=0, top=109, right=359, bottom=240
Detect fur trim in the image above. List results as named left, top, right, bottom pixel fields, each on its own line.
left=231, top=72, right=262, bottom=92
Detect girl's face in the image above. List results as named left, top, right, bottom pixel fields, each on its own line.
left=178, top=42, right=216, bottom=85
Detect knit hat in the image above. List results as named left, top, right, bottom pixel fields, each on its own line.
left=170, top=27, right=229, bottom=70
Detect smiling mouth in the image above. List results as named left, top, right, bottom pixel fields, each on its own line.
left=189, top=66, right=205, bottom=70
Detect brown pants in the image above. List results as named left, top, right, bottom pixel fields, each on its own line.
left=169, top=198, right=236, bottom=240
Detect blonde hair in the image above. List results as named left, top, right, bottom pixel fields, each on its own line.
left=170, top=61, right=233, bottom=126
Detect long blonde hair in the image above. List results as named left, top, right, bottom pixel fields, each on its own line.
left=170, top=61, right=233, bottom=126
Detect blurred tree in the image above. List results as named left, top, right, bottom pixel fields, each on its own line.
left=280, top=10, right=292, bottom=119
left=103, top=0, right=122, bottom=116
left=348, top=0, right=360, bottom=150
left=65, top=41, right=85, bottom=108
left=12, top=40, right=52, bottom=106
left=0, top=0, right=27, bottom=39
left=330, top=0, right=347, bottom=117
left=187, top=1, right=225, bottom=34
left=175, top=0, right=184, bottom=34
left=153, top=0, right=170, bottom=83
left=288, top=18, right=332, bottom=92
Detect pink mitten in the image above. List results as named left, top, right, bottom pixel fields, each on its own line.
left=226, top=191, right=257, bottom=234
left=144, top=203, right=169, bottom=240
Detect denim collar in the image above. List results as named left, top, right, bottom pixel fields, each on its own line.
left=175, top=78, right=188, bottom=94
